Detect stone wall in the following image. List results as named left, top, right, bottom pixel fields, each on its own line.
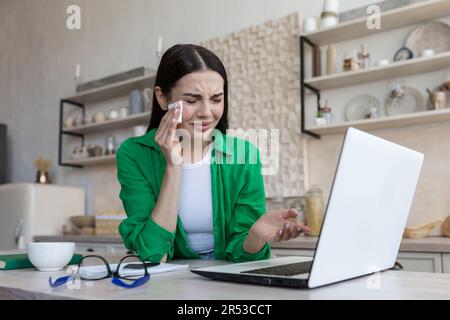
left=201, top=13, right=306, bottom=199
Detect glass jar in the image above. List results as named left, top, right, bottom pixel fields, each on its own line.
left=289, top=197, right=305, bottom=224
left=305, top=185, right=325, bottom=236
left=104, top=135, right=117, bottom=155
left=358, top=45, right=371, bottom=69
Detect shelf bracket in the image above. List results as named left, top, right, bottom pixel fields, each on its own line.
left=59, top=100, right=85, bottom=168
left=300, top=36, right=321, bottom=139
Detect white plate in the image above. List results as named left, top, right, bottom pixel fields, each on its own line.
left=405, top=21, right=450, bottom=57
left=345, top=94, right=381, bottom=121
left=385, top=86, right=424, bottom=116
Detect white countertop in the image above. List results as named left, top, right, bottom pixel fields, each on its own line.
left=271, top=236, right=450, bottom=253
left=34, top=235, right=450, bottom=253
left=2, top=251, right=450, bottom=299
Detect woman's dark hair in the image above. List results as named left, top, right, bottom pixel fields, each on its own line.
left=146, top=44, right=229, bottom=134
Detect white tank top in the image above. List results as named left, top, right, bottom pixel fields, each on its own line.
left=178, top=145, right=214, bottom=254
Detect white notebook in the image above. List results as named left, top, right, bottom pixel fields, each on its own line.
left=69, top=262, right=189, bottom=278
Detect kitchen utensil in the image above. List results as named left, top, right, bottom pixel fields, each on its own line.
left=385, top=86, right=424, bottom=116
left=345, top=94, right=381, bottom=121
left=405, top=21, right=450, bottom=57
left=27, top=242, right=75, bottom=271
left=403, top=220, right=443, bottom=239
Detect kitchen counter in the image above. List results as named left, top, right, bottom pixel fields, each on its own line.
left=1, top=251, right=450, bottom=300
left=34, top=235, right=450, bottom=253
left=271, top=236, right=450, bottom=253
left=34, top=235, right=123, bottom=244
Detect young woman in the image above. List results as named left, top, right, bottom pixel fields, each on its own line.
left=117, top=44, right=310, bottom=263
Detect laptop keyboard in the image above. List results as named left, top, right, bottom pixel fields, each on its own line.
left=241, top=261, right=313, bottom=276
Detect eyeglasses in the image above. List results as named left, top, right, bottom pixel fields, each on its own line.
left=49, top=254, right=154, bottom=289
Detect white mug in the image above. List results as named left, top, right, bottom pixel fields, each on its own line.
left=134, top=125, right=147, bottom=137
left=320, top=16, right=338, bottom=29
left=376, top=59, right=390, bottom=67
left=303, top=17, right=318, bottom=33
left=323, top=0, right=339, bottom=14
left=421, top=49, right=435, bottom=58
left=119, top=106, right=130, bottom=118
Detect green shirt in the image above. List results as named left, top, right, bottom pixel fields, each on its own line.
left=116, top=128, right=271, bottom=262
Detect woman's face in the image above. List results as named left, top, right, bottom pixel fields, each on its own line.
left=155, top=69, right=225, bottom=141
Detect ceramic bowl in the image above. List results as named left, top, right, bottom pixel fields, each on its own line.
left=27, top=242, right=75, bottom=271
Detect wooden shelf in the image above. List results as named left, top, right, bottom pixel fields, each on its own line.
left=63, top=74, right=156, bottom=104
left=306, top=108, right=450, bottom=135
left=63, top=155, right=116, bottom=166
left=63, top=112, right=150, bottom=134
left=302, top=0, right=450, bottom=46
left=305, top=51, right=450, bottom=90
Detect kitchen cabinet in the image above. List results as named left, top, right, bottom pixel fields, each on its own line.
left=443, top=254, right=450, bottom=273
left=396, top=252, right=442, bottom=273
left=75, top=243, right=130, bottom=255
left=271, top=248, right=445, bottom=273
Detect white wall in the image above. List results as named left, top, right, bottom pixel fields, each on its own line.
left=0, top=0, right=388, bottom=214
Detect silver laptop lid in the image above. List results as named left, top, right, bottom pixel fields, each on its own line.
left=308, top=128, right=424, bottom=288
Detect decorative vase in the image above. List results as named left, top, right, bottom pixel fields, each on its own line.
left=36, top=171, right=51, bottom=184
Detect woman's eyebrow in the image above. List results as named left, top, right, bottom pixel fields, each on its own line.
left=182, top=93, right=224, bottom=98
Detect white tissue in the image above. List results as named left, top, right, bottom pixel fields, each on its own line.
left=168, top=100, right=183, bottom=124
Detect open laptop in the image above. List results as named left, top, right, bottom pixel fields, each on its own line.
left=191, top=127, right=424, bottom=288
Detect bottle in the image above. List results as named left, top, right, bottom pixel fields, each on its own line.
left=305, top=185, right=325, bottom=236
left=358, top=45, right=370, bottom=69
left=326, top=44, right=336, bottom=75
left=312, top=47, right=321, bottom=77
left=289, top=198, right=305, bottom=224
left=104, top=135, right=117, bottom=156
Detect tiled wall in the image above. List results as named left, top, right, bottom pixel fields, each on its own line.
left=200, top=13, right=306, bottom=199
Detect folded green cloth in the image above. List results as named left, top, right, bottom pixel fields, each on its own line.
left=0, top=253, right=83, bottom=270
